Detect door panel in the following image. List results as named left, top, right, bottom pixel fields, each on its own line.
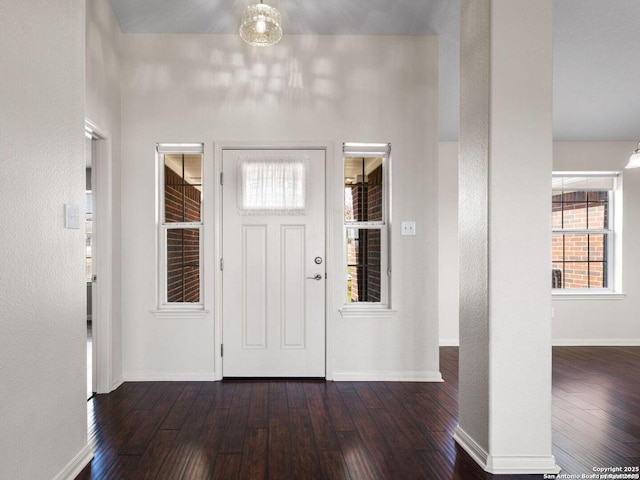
left=222, top=149, right=325, bottom=377
left=281, top=225, right=305, bottom=349
left=243, top=225, right=267, bottom=349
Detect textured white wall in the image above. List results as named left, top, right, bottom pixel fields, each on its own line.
left=458, top=0, right=557, bottom=473
left=86, top=0, right=124, bottom=390
left=119, top=34, right=440, bottom=380
left=458, top=0, right=491, bottom=452
left=0, top=1, right=90, bottom=478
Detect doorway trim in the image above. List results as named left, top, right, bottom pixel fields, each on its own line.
left=213, top=141, right=335, bottom=380
left=85, top=118, right=117, bottom=393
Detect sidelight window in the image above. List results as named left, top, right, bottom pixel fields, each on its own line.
left=343, top=143, right=390, bottom=306
left=157, top=144, right=204, bottom=306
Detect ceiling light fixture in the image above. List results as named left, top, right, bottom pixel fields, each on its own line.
left=626, top=142, right=640, bottom=169
left=239, top=0, right=282, bottom=47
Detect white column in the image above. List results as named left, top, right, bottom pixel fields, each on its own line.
left=456, top=0, right=560, bottom=474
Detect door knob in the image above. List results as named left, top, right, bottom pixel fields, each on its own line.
left=306, top=274, right=323, bottom=280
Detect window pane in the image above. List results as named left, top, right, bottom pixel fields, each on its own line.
left=588, top=233, right=605, bottom=261
left=239, top=157, right=306, bottom=214
left=551, top=263, right=563, bottom=288
left=587, top=202, right=608, bottom=229
left=552, top=197, right=562, bottom=228
left=164, top=153, right=202, bottom=223
left=167, top=228, right=200, bottom=303
left=551, top=233, right=564, bottom=263
left=552, top=190, right=609, bottom=230
left=560, top=262, right=607, bottom=289
left=563, top=233, right=588, bottom=261
left=346, top=228, right=382, bottom=302
left=344, top=157, right=383, bottom=222
left=551, top=234, right=608, bottom=289
left=562, top=201, right=588, bottom=229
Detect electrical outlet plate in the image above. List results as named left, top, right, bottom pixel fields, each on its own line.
left=65, top=204, right=80, bottom=229
left=401, top=221, right=416, bottom=236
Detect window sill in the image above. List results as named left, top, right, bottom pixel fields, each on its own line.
left=552, top=292, right=626, bottom=301
left=150, top=308, right=210, bottom=319
left=339, top=307, right=397, bottom=319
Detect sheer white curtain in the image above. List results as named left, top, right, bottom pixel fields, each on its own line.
left=237, top=156, right=308, bottom=215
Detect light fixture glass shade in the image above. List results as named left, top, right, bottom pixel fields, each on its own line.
left=626, top=142, right=640, bottom=169
left=626, top=152, right=640, bottom=169
left=239, top=3, right=282, bottom=47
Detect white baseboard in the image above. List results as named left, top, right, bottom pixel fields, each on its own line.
left=453, top=426, right=489, bottom=467
left=454, top=427, right=560, bottom=475
left=330, top=370, right=443, bottom=382
left=53, top=443, right=93, bottom=480
left=123, top=371, right=219, bottom=382
left=441, top=339, right=640, bottom=347
left=111, top=375, right=124, bottom=391
left=552, top=338, right=640, bottom=346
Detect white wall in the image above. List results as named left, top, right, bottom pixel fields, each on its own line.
left=86, top=0, right=124, bottom=390
left=119, top=34, right=440, bottom=380
left=439, top=142, right=460, bottom=345
left=0, top=1, right=91, bottom=478
left=552, top=141, right=640, bottom=345
left=438, top=140, right=640, bottom=346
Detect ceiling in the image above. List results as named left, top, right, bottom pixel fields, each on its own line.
left=109, top=0, right=640, bottom=142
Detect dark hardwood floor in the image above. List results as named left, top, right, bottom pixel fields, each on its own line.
left=76, top=347, right=640, bottom=479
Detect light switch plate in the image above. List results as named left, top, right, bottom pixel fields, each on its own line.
left=401, top=221, right=416, bottom=236
left=65, top=204, right=80, bottom=229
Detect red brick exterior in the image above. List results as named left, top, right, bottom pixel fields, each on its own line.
left=552, top=191, right=608, bottom=289
left=346, top=164, right=383, bottom=302
left=165, top=165, right=201, bottom=302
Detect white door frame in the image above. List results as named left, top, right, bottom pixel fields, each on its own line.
left=84, top=118, right=116, bottom=393
left=213, top=142, right=335, bottom=380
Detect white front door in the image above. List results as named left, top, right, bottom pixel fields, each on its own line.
left=222, top=148, right=326, bottom=377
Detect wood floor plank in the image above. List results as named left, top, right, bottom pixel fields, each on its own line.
left=155, top=393, right=212, bottom=480
left=323, top=382, right=356, bottom=432
left=120, top=382, right=185, bottom=455
left=285, top=381, right=306, bottom=409
left=336, top=430, right=380, bottom=480
left=352, top=382, right=384, bottom=409
left=239, top=427, right=268, bottom=480
left=303, top=382, right=341, bottom=451
left=133, top=381, right=171, bottom=411
left=160, top=382, right=202, bottom=430
left=318, top=450, right=352, bottom=480
left=211, top=454, right=242, bottom=480
left=289, top=407, right=323, bottom=480
left=181, top=407, right=230, bottom=479
left=267, top=391, right=294, bottom=480
left=86, top=409, right=148, bottom=478
left=131, top=429, right=178, bottom=480
left=218, top=383, right=252, bottom=454
left=247, top=383, right=269, bottom=429
left=102, top=454, right=141, bottom=480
